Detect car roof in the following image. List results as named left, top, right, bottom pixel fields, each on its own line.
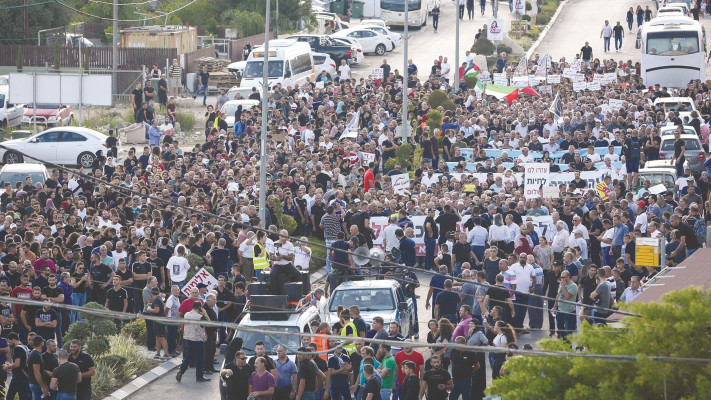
left=334, top=279, right=400, bottom=290
left=0, top=163, right=48, bottom=172
left=642, top=160, right=676, bottom=169
left=654, top=96, right=694, bottom=103
left=222, top=99, right=260, bottom=106
left=241, top=304, right=319, bottom=326
left=661, top=134, right=701, bottom=141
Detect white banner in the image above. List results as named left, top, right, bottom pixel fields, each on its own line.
left=370, top=68, right=384, bottom=79
left=182, top=268, right=218, bottom=297
left=548, top=74, right=561, bottom=84
left=513, top=0, right=525, bottom=14
left=391, top=173, right=410, bottom=194
left=362, top=152, right=375, bottom=165
left=487, top=18, right=505, bottom=41
left=524, top=163, right=549, bottom=199
left=370, top=215, right=557, bottom=256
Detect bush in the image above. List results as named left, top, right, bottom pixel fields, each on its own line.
left=92, top=361, right=117, bottom=399
left=122, top=319, right=147, bottom=345
left=107, top=334, right=151, bottom=381
left=87, top=337, right=111, bottom=357
left=308, top=237, right=326, bottom=272
left=426, top=109, right=443, bottom=132
left=464, top=75, right=478, bottom=89
left=471, top=38, right=495, bottom=56
left=514, top=36, right=533, bottom=50
left=282, top=214, right=298, bottom=235
left=537, top=14, right=551, bottom=25
left=395, top=143, right=414, bottom=171
left=186, top=265, right=214, bottom=282
left=187, top=252, right=205, bottom=269
left=428, top=90, right=455, bottom=111
left=100, top=354, right=127, bottom=371
left=63, top=321, right=92, bottom=349
left=498, top=44, right=514, bottom=54
left=175, top=111, right=196, bottom=132
left=525, top=1, right=532, bottom=10
left=94, top=319, right=118, bottom=337
left=521, top=14, right=531, bottom=21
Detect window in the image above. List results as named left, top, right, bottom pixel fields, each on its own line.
left=35, top=131, right=60, bottom=143
left=313, top=55, right=327, bottom=64
left=234, top=326, right=300, bottom=355
left=661, top=138, right=701, bottom=151
left=647, top=30, right=699, bottom=55
left=380, top=0, right=422, bottom=12
left=328, top=288, right=395, bottom=312
left=243, top=61, right=284, bottom=78
left=60, top=131, right=87, bottom=142
left=362, top=30, right=377, bottom=38
left=290, top=53, right=313, bottom=76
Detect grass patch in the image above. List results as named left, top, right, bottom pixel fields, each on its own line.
left=175, top=110, right=196, bottom=132
left=514, top=36, right=533, bottom=50
left=92, top=333, right=156, bottom=399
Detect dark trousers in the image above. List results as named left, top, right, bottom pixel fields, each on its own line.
left=471, top=352, right=486, bottom=400
left=451, top=378, right=471, bottom=399
left=424, top=238, right=436, bottom=270
left=61, top=309, right=70, bottom=335
left=513, top=293, right=528, bottom=329
left=77, top=384, right=91, bottom=400
left=144, top=314, right=155, bottom=350
left=7, top=374, right=29, bottom=400
left=528, top=286, right=543, bottom=329
left=167, top=324, right=178, bottom=354
left=459, top=4, right=465, bottom=18
left=274, top=386, right=292, bottom=399
left=180, top=340, right=205, bottom=378
left=556, top=311, right=576, bottom=338
left=547, top=297, right=557, bottom=335
left=271, top=263, right=301, bottom=295
left=204, top=333, right=217, bottom=370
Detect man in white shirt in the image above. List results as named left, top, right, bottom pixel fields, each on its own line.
left=338, top=60, right=351, bottom=82
left=381, top=217, right=400, bottom=252
left=112, top=241, right=128, bottom=272
left=269, top=230, right=301, bottom=295
left=516, top=147, right=534, bottom=163
left=167, top=246, right=191, bottom=289
left=620, top=276, right=643, bottom=302
left=634, top=202, right=648, bottom=233
left=551, top=221, right=569, bottom=259
left=510, top=253, right=535, bottom=332
left=440, top=57, right=452, bottom=81
left=159, top=117, right=174, bottom=136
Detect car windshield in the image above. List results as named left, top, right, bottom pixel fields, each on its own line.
left=661, top=128, right=695, bottom=135
left=662, top=138, right=701, bottom=151
left=27, top=104, right=59, bottom=109
left=0, top=172, right=46, bottom=187
left=244, top=61, right=284, bottom=79
left=646, top=31, right=699, bottom=55
left=221, top=103, right=256, bottom=116
left=658, top=102, right=694, bottom=112
left=329, top=288, right=395, bottom=312
left=639, top=172, right=675, bottom=188
left=380, top=0, right=422, bottom=11
left=235, top=326, right=301, bottom=355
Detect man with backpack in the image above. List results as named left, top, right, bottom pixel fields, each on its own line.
left=3, top=332, right=30, bottom=400
left=624, top=128, right=642, bottom=189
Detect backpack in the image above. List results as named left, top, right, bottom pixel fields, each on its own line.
left=692, top=217, right=707, bottom=246
left=15, top=344, right=31, bottom=377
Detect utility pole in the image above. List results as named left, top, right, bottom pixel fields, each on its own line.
left=454, top=0, right=460, bottom=92
left=112, top=0, right=119, bottom=96
left=276, top=0, right=279, bottom=38
left=401, top=0, right=409, bottom=140
left=259, top=0, right=270, bottom=228
left=24, top=0, right=29, bottom=44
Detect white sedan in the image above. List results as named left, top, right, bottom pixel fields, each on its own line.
left=0, top=127, right=122, bottom=168
left=360, top=24, right=402, bottom=49
left=313, top=52, right=338, bottom=80
left=333, top=28, right=393, bottom=56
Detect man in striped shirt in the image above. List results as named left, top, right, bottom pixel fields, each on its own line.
left=168, top=59, right=183, bottom=97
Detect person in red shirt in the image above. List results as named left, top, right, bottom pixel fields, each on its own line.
left=178, top=286, right=204, bottom=317
left=394, top=346, right=425, bottom=397
left=364, top=162, right=375, bottom=193
left=10, top=273, right=32, bottom=316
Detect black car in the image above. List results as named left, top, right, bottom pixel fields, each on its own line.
left=286, top=34, right=354, bottom=65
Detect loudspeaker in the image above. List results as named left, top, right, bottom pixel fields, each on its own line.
left=300, top=270, right=310, bottom=295
left=284, top=282, right=303, bottom=304
left=250, top=295, right=288, bottom=320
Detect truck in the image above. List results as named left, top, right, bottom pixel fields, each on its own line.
left=285, top=34, right=355, bottom=65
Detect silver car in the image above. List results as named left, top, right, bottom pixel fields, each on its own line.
left=659, top=134, right=707, bottom=173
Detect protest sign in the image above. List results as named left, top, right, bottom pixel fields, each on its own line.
left=391, top=173, right=410, bottom=194
left=182, top=268, right=218, bottom=297
left=524, top=163, right=550, bottom=199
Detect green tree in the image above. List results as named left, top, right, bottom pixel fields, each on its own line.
left=0, top=0, right=73, bottom=44
left=488, top=287, right=711, bottom=399
left=54, top=40, right=61, bottom=71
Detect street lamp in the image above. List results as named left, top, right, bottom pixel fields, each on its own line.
left=454, top=0, right=460, bottom=92
left=401, top=0, right=409, bottom=140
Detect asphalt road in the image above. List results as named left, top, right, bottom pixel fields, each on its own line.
left=127, top=270, right=547, bottom=399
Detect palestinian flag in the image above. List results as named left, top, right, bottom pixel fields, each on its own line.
left=465, top=64, right=482, bottom=78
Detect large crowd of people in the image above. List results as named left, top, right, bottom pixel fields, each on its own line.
left=0, top=44, right=708, bottom=400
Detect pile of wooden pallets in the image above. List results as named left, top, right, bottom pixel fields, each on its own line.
left=208, top=71, right=239, bottom=89
left=196, top=57, right=229, bottom=72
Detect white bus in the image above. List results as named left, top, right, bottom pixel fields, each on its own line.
left=380, top=0, right=428, bottom=28
left=240, top=39, right=313, bottom=91
left=637, top=16, right=706, bottom=87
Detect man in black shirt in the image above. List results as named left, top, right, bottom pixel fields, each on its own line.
left=422, top=355, right=452, bottom=400
left=4, top=333, right=29, bottom=400
left=148, top=249, right=167, bottom=293
left=105, top=276, right=128, bottom=314
left=28, top=335, right=49, bottom=400
left=361, top=363, right=381, bottom=400
left=613, top=21, right=624, bottom=51
left=449, top=336, right=479, bottom=400
left=580, top=41, right=593, bottom=66
left=219, top=350, right=253, bottom=400
left=42, top=339, right=59, bottom=392
left=21, top=286, right=43, bottom=336
left=131, top=251, right=152, bottom=313
left=542, top=262, right=562, bottom=336
left=68, top=339, right=96, bottom=400
left=296, top=347, right=324, bottom=399
left=307, top=342, right=328, bottom=398
left=485, top=274, right=514, bottom=324
left=50, top=348, right=81, bottom=399
left=247, top=341, right=276, bottom=376
left=89, top=253, right=114, bottom=307
left=34, top=300, right=57, bottom=344
left=131, top=83, right=143, bottom=112
left=670, top=214, right=701, bottom=258
left=435, top=204, right=461, bottom=244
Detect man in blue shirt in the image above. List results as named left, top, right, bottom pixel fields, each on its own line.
left=426, top=264, right=449, bottom=318
left=396, top=228, right=416, bottom=268
left=612, top=214, right=629, bottom=262
left=327, top=232, right=352, bottom=294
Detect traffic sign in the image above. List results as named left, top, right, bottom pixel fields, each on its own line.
left=635, top=237, right=659, bottom=267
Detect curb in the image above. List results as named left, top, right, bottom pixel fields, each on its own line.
left=104, top=358, right=181, bottom=400
left=103, top=267, right=328, bottom=400
left=525, top=0, right=571, bottom=59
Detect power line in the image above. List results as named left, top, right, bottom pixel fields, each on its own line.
left=87, top=0, right=162, bottom=7
left=0, top=0, right=63, bottom=10
left=3, top=295, right=710, bottom=364
left=52, top=0, right=199, bottom=22
left=0, top=140, right=635, bottom=318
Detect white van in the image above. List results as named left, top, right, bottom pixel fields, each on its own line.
left=239, top=40, right=313, bottom=91
left=0, top=86, right=24, bottom=128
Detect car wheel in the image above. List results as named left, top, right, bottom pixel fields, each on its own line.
left=0, top=119, right=6, bottom=128
left=375, top=44, right=386, bottom=56
left=4, top=151, right=23, bottom=164
left=78, top=152, right=95, bottom=168
left=391, top=42, right=396, bottom=51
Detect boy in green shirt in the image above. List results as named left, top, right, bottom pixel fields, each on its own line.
left=378, top=344, right=397, bottom=399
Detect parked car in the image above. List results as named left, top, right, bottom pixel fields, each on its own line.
left=329, top=37, right=365, bottom=64
left=328, top=279, right=416, bottom=340
left=0, top=163, right=49, bottom=195
left=659, top=134, right=706, bottom=173
left=659, top=125, right=696, bottom=136
left=22, top=104, right=73, bottom=127
left=219, top=99, right=260, bottom=131
left=654, top=96, right=696, bottom=121
left=227, top=61, right=246, bottom=80
left=0, top=87, right=24, bottom=128
left=286, top=34, right=354, bottom=65
left=333, top=28, right=393, bottom=55
left=359, top=19, right=387, bottom=29
left=313, top=52, right=338, bottom=80
left=639, top=160, right=677, bottom=190
left=360, top=24, right=403, bottom=49
left=226, top=86, right=258, bottom=101
left=657, top=5, right=687, bottom=17
left=0, top=126, right=122, bottom=168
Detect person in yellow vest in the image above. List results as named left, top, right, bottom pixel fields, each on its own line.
left=339, top=310, right=359, bottom=355
left=314, top=322, right=330, bottom=361
left=253, top=231, right=269, bottom=281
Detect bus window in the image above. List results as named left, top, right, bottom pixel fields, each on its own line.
left=380, top=0, right=421, bottom=11
left=647, top=31, right=699, bottom=55
left=244, top=61, right=285, bottom=79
